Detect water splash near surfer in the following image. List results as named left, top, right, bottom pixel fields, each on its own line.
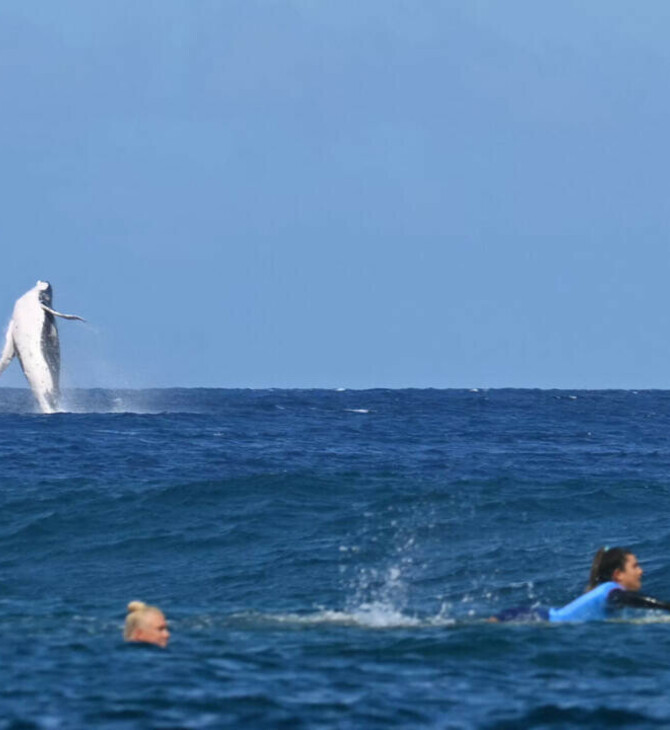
left=0, top=281, right=85, bottom=413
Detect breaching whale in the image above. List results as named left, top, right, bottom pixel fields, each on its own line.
left=0, top=281, right=84, bottom=413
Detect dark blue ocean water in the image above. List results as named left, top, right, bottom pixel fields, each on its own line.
left=2, top=388, right=670, bottom=728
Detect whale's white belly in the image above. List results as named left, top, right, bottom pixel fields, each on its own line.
left=9, top=290, right=60, bottom=413
left=0, top=281, right=83, bottom=413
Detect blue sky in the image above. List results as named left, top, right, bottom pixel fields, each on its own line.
left=0, top=1, right=669, bottom=388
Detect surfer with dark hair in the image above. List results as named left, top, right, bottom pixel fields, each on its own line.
left=493, top=546, right=670, bottom=622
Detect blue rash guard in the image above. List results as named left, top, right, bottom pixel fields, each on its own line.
left=548, top=581, right=620, bottom=622
left=494, top=583, right=670, bottom=623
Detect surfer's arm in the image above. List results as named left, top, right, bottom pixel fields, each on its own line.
left=41, top=305, right=85, bottom=322
left=608, top=589, right=670, bottom=612
left=0, top=321, right=15, bottom=375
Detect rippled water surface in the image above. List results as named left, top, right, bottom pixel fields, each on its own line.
left=2, top=388, right=670, bottom=728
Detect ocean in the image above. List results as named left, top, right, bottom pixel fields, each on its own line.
left=1, top=387, right=670, bottom=728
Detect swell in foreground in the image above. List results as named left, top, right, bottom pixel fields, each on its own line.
left=1, top=387, right=669, bottom=728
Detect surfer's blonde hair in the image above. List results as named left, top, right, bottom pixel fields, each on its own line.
left=124, top=600, right=162, bottom=640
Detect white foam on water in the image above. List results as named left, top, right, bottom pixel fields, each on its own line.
left=228, top=606, right=455, bottom=630
left=611, top=613, right=670, bottom=624
left=223, top=539, right=458, bottom=630
left=58, top=391, right=161, bottom=415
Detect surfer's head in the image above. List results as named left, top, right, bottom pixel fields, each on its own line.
left=36, top=280, right=52, bottom=306
left=124, top=601, right=170, bottom=648
left=587, top=547, right=642, bottom=592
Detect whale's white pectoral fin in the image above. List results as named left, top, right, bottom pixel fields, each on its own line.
left=0, top=321, right=16, bottom=376
left=41, top=305, right=85, bottom=322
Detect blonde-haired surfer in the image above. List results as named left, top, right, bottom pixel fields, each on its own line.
left=124, top=601, right=170, bottom=647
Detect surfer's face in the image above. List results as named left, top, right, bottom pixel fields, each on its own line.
left=133, top=610, right=170, bottom=648
left=613, top=553, right=643, bottom=592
